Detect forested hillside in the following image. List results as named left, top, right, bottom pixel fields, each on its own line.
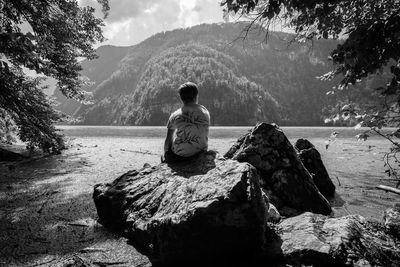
left=55, top=22, right=340, bottom=126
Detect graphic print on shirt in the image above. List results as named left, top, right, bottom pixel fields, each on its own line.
left=167, top=107, right=210, bottom=157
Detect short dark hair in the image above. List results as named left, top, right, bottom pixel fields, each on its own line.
left=178, top=82, right=198, bottom=103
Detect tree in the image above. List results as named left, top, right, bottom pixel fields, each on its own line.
left=221, top=0, right=400, bottom=185
left=0, top=0, right=109, bottom=152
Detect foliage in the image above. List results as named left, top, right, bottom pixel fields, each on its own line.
left=0, top=67, right=64, bottom=152
left=0, top=109, right=16, bottom=144
left=0, top=0, right=109, bottom=151
left=221, top=0, right=400, bottom=185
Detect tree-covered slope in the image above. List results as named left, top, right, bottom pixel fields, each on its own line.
left=54, top=45, right=132, bottom=115
left=117, top=43, right=279, bottom=126
left=56, top=22, right=340, bottom=126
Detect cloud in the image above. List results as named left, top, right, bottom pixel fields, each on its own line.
left=79, top=0, right=224, bottom=46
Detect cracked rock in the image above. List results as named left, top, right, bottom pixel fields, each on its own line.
left=93, top=151, right=268, bottom=266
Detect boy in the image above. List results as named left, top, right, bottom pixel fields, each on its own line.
left=162, top=82, right=210, bottom=163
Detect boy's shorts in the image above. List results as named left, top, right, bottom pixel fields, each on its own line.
left=162, top=150, right=204, bottom=163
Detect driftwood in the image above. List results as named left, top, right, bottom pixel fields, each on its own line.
left=119, top=148, right=158, bottom=155
left=376, top=185, right=400, bottom=195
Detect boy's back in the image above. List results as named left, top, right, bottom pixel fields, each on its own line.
left=167, top=103, right=210, bottom=157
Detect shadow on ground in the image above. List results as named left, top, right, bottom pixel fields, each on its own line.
left=0, top=152, right=149, bottom=266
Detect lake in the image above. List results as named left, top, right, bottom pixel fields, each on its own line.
left=58, top=125, right=391, bottom=140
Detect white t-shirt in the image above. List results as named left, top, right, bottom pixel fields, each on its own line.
left=167, top=104, right=210, bottom=157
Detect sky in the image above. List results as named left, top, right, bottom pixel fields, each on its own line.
left=79, top=0, right=225, bottom=47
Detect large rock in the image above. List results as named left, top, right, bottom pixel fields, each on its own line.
left=295, top=138, right=336, bottom=197
left=93, top=151, right=268, bottom=266
left=384, top=203, right=400, bottom=238
left=225, top=123, right=331, bottom=216
left=275, top=212, right=400, bottom=267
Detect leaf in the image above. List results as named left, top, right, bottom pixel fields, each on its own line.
left=392, top=129, right=400, bottom=138
left=332, top=114, right=340, bottom=123
left=25, top=32, right=37, bottom=40
left=341, top=104, right=351, bottom=111
left=342, top=113, right=350, bottom=120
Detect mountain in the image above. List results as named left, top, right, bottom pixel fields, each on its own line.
left=53, top=45, right=132, bottom=115
left=55, top=22, right=340, bottom=126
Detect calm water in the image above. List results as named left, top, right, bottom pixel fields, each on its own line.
left=58, top=125, right=392, bottom=140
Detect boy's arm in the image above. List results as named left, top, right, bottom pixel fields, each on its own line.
left=164, top=129, right=174, bottom=153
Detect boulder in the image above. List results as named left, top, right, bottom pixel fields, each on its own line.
left=384, top=203, right=400, bottom=238
left=93, top=151, right=268, bottom=266
left=267, top=203, right=281, bottom=223
left=276, top=212, right=400, bottom=267
left=295, top=138, right=336, bottom=197
left=225, top=123, right=331, bottom=216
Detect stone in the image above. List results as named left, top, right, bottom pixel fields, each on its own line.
left=225, top=123, right=331, bottom=216
left=384, top=203, right=400, bottom=238
left=93, top=151, right=268, bottom=266
left=295, top=138, right=336, bottom=197
left=267, top=203, right=281, bottom=223
left=276, top=212, right=400, bottom=267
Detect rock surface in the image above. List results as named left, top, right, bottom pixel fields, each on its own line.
left=225, top=123, right=331, bottom=216
left=276, top=212, right=400, bottom=267
left=295, top=138, right=336, bottom=197
left=93, top=151, right=268, bottom=266
left=93, top=125, right=400, bottom=266
left=384, top=203, right=400, bottom=238
left=266, top=203, right=281, bottom=223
